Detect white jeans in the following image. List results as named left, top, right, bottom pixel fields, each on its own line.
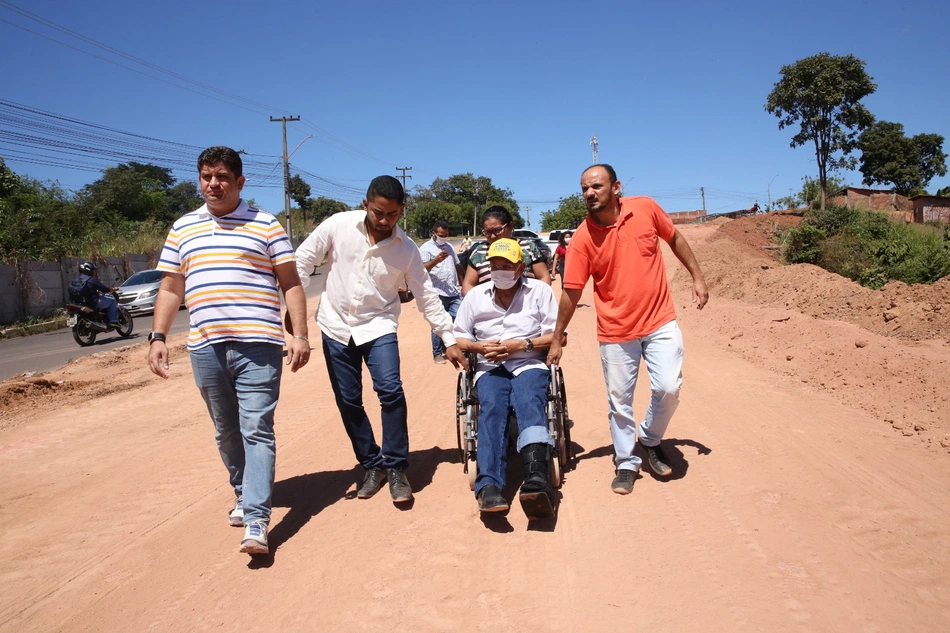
left=599, top=320, right=684, bottom=472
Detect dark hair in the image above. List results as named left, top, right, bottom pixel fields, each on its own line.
left=583, top=163, right=617, bottom=184
left=366, top=175, right=405, bottom=203
left=432, top=220, right=449, bottom=232
left=482, top=205, right=512, bottom=226
left=197, top=146, right=243, bottom=178
left=558, top=230, right=574, bottom=247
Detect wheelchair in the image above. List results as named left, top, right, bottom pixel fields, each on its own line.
left=455, top=352, right=573, bottom=491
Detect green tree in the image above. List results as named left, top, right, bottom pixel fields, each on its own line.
left=540, top=194, right=587, bottom=231
left=405, top=200, right=463, bottom=236
left=857, top=121, right=947, bottom=196
left=937, top=186, right=950, bottom=197
left=165, top=181, right=204, bottom=220
left=288, top=173, right=311, bottom=210
left=0, top=156, right=21, bottom=198
left=801, top=174, right=845, bottom=208
left=414, top=173, right=524, bottom=229
left=81, top=162, right=177, bottom=222
left=0, top=176, right=85, bottom=262
left=765, top=53, right=876, bottom=209
left=309, top=196, right=351, bottom=224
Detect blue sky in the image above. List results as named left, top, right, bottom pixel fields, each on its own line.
left=1, top=0, right=948, bottom=228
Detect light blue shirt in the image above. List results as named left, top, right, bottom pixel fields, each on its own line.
left=453, top=277, right=558, bottom=383
left=419, top=238, right=461, bottom=298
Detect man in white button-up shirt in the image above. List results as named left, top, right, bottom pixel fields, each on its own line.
left=295, top=176, right=466, bottom=504
left=453, top=238, right=558, bottom=520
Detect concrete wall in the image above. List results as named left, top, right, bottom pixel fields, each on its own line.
left=0, top=254, right=157, bottom=325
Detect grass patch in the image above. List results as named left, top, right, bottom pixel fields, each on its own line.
left=0, top=310, right=67, bottom=340
left=779, top=205, right=950, bottom=289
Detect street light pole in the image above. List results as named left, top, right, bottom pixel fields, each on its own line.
left=768, top=174, right=779, bottom=212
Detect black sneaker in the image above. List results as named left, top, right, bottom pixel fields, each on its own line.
left=644, top=443, right=673, bottom=477
left=357, top=467, right=387, bottom=499
left=611, top=469, right=637, bottom=495
left=388, top=468, right=413, bottom=503
left=476, top=484, right=509, bottom=513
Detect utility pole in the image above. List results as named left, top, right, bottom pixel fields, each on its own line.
left=396, top=167, right=412, bottom=230
left=590, top=134, right=598, bottom=165
left=700, top=187, right=706, bottom=212
left=525, top=205, right=531, bottom=231
left=270, top=115, right=301, bottom=244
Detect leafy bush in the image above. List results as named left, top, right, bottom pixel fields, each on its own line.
left=782, top=204, right=950, bottom=288
left=782, top=223, right=826, bottom=264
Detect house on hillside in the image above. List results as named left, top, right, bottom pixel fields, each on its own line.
left=828, top=187, right=912, bottom=222
left=910, top=195, right=950, bottom=224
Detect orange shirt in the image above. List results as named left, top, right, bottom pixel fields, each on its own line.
left=563, top=196, right=677, bottom=342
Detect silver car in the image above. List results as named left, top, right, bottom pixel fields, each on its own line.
left=116, top=269, right=183, bottom=315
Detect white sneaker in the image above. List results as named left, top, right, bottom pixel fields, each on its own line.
left=229, top=497, right=244, bottom=527
left=239, top=521, right=268, bottom=555
left=433, top=353, right=447, bottom=364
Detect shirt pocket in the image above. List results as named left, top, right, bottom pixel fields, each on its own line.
left=635, top=229, right=658, bottom=257
left=367, top=256, right=403, bottom=293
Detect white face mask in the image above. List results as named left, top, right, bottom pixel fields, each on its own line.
left=491, top=269, right=519, bottom=290
left=433, top=235, right=447, bottom=246
left=564, top=237, right=571, bottom=244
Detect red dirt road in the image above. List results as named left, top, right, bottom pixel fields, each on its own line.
left=1, top=219, right=948, bottom=632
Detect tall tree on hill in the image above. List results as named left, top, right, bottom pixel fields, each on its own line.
left=766, top=52, right=876, bottom=209
left=857, top=121, right=947, bottom=196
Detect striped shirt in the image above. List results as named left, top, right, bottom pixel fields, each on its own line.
left=157, top=200, right=295, bottom=351
left=467, top=239, right=543, bottom=286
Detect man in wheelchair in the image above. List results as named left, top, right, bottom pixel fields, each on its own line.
left=453, top=238, right=559, bottom=519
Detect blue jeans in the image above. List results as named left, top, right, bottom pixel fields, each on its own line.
left=474, top=366, right=552, bottom=496
left=599, top=320, right=684, bottom=472
left=190, top=342, right=282, bottom=525
left=96, top=294, right=118, bottom=323
left=431, top=294, right=461, bottom=356
left=322, top=332, right=409, bottom=470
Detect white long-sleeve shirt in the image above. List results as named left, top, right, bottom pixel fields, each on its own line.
left=295, top=210, right=457, bottom=347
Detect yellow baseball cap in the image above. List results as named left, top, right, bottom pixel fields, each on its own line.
left=487, top=238, right=523, bottom=264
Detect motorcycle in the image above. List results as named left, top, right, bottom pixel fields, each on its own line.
left=65, top=292, right=134, bottom=346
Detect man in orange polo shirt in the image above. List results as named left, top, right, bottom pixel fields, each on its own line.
left=547, top=164, right=708, bottom=495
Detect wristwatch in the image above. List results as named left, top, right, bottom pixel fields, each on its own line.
left=147, top=332, right=167, bottom=344
left=524, top=338, right=534, bottom=352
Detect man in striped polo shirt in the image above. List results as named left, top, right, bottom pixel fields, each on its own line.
left=148, top=146, right=311, bottom=556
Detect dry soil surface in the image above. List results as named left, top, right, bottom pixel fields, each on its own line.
left=1, top=217, right=948, bottom=632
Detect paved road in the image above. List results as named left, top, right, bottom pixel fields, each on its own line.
left=0, top=269, right=327, bottom=381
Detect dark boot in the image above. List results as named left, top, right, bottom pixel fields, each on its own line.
left=518, top=443, right=555, bottom=520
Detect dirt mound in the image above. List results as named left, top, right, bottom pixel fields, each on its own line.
left=705, top=213, right=950, bottom=343
left=0, top=342, right=184, bottom=428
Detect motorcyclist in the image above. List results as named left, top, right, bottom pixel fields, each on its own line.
left=68, top=262, right=119, bottom=327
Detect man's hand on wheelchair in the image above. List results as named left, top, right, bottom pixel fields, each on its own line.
left=547, top=338, right=563, bottom=367
left=444, top=344, right=468, bottom=370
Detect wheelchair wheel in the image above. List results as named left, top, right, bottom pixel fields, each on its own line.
left=550, top=447, right=562, bottom=488
left=556, top=366, right=572, bottom=464
left=465, top=398, right=479, bottom=490
left=455, top=372, right=466, bottom=464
